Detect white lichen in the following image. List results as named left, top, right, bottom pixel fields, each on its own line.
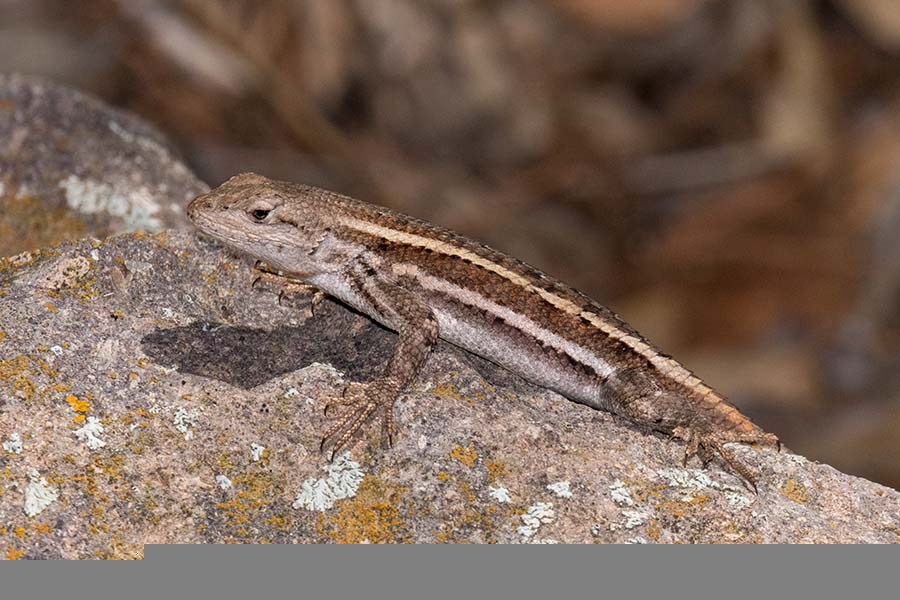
left=658, top=468, right=715, bottom=489
left=622, top=510, right=648, bottom=530
left=547, top=481, right=573, bottom=498
left=49, top=345, right=64, bottom=357
left=215, top=475, right=233, bottom=490
left=161, top=307, right=175, bottom=319
left=657, top=467, right=750, bottom=506
left=3, top=432, right=23, bottom=454
left=250, top=443, right=266, bottom=462
left=609, top=480, right=634, bottom=506
left=534, top=538, right=559, bottom=544
left=74, top=416, right=107, bottom=450
left=173, top=407, right=199, bottom=440
left=725, top=491, right=754, bottom=510
left=292, top=451, right=364, bottom=512
left=517, top=502, right=555, bottom=538
left=24, top=470, right=58, bottom=517
left=325, top=452, right=365, bottom=500
left=488, top=486, right=511, bottom=504
left=293, top=478, right=336, bottom=512
left=59, top=175, right=162, bottom=231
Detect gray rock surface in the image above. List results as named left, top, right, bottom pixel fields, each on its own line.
left=0, top=230, right=898, bottom=555
left=0, top=73, right=207, bottom=256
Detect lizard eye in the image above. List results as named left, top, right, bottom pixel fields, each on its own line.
left=248, top=204, right=274, bottom=222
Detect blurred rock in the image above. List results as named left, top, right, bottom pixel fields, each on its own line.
left=553, top=0, right=712, bottom=35
left=836, top=0, right=900, bottom=51
left=0, top=73, right=207, bottom=256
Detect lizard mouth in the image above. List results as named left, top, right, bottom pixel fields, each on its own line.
left=186, top=193, right=213, bottom=223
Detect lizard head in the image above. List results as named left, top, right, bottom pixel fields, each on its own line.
left=187, top=172, right=336, bottom=277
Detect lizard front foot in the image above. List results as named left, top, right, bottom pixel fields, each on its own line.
left=320, top=378, right=401, bottom=459
left=676, top=426, right=780, bottom=493
left=251, top=261, right=325, bottom=316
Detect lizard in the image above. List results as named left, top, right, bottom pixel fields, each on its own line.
left=187, top=172, right=780, bottom=490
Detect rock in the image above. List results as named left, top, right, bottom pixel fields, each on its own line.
left=0, top=230, right=898, bottom=555
left=0, top=73, right=208, bottom=257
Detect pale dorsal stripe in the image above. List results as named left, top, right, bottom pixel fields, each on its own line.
left=345, top=217, right=716, bottom=400
left=392, top=262, right=615, bottom=379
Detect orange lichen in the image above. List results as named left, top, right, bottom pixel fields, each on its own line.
left=66, top=394, right=91, bottom=413
left=646, top=519, right=662, bottom=542
left=214, top=472, right=282, bottom=535
left=44, top=302, right=59, bottom=313
left=0, top=354, right=57, bottom=402
left=485, top=459, right=508, bottom=484
left=5, top=546, right=26, bottom=560
left=0, top=193, right=89, bottom=257
left=781, top=479, right=809, bottom=504
left=430, top=382, right=464, bottom=403
left=320, top=476, right=409, bottom=544
left=33, top=522, right=52, bottom=535
left=449, top=444, right=478, bottom=468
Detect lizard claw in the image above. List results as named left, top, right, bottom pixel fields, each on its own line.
left=677, top=426, right=779, bottom=493
left=319, top=378, right=400, bottom=458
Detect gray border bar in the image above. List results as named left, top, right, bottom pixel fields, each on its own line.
left=1, top=545, right=899, bottom=599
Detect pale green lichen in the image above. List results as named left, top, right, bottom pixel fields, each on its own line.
left=173, top=407, right=199, bottom=440
left=547, top=481, right=573, bottom=498
left=488, top=486, right=511, bottom=504
left=59, top=175, right=162, bottom=231
left=74, top=416, right=106, bottom=450
left=250, top=443, right=266, bottom=463
left=23, top=470, right=58, bottom=517
left=517, top=502, right=554, bottom=538
left=292, top=452, right=364, bottom=512
left=609, top=480, right=635, bottom=506
left=3, top=432, right=23, bottom=454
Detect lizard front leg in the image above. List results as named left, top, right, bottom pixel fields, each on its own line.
left=251, top=260, right=326, bottom=316
left=320, top=267, right=438, bottom=457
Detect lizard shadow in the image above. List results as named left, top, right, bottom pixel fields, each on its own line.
left=140, top=301, right=394, bottom=389
left=140, top=297, right=540, bottom=398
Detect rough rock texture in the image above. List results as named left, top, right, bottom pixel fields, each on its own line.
left=0, top=230, right=898, bottom=555
left=0, top=73, right=208, bottom=257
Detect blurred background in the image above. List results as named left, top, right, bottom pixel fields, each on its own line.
left=1, top=0, right=900, bottom=489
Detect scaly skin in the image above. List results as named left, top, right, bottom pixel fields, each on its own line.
left=188, top=173, right=779, bottom=489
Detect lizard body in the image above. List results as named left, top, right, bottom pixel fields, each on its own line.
left=187, top=173, right=779, bottom=488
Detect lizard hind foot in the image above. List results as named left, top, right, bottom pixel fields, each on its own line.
left=678, top=428, right=780, bottom=493
left=319, top=379, right=400, bottom=459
